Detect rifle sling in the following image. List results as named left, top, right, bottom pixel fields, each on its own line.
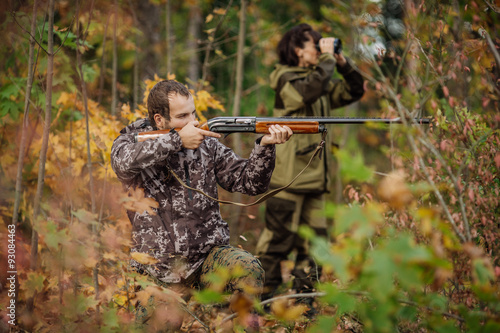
left=167, top=131, right=327, bottom=207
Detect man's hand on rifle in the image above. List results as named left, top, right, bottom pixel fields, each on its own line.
left=260, top=124, right=293, bottom=146
left=178, top=120, right=222, bottom=149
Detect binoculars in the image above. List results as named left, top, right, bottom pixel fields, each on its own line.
left=315, top=38, right=342, bottom=54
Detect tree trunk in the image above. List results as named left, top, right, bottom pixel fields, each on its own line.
left=97, top=14, right=110, bottom=105
left=128, top=0, right=140, bottom=111
left=134, top=0, right=161, bottom=79
left=187, top=2, right=202, bottom=87
left=31, top=0, right=55, bottom=271
left=76, top=0, right=99, bottom=301
left=232, top=0, right=246, bottom=155
left=13, top=0, right=38, bottom=226
left=229, top=0, right=247, bottom=239
left=165, top=0, right=172, bottom=75
left=111, top=0, right=118, bottom=115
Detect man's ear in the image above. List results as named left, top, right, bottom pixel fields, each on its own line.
left=153, top=114, right=163, bottom=127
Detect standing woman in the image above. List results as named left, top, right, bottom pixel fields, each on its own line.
left=255, top=23, right=365, bottom=314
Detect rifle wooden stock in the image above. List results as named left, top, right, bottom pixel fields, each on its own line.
left=135, top=116, right=430, bottom=142
left=135, top=123, right=209, bottom=143
left=255, top=121, right=321, bottom=133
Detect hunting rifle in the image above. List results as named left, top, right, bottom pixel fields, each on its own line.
left=135, top=116, right=431, bottom=142
left=134, top=116, right=430, bottom=206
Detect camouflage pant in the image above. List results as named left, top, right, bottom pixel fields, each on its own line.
left=196, top=245, right=264, bottom=295
left=136, top=245, right=264, bottom=323
left=255, top=191, right=328, bottom=298
left=149, top=245, right=263, bottom=298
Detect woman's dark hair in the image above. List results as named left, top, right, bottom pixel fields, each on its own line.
left=147, top=80, right=191, bottom=129
left=277, top=23, right=322, bottom=66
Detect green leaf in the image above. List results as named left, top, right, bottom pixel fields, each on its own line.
left=335, top=149, right=374, bottom=183
left=472, top=259, right=494, bottom=285
left=397, top=305, right=418, bottom=321
left=366, top=300, right=395, bottom=332
left=82, top=63, right=98, bottom=83
left=43, top=219, right=67, bottom=250
left=434, top=322, right=460, bottom=333
left=0, top=102, right=13, bottom=117
left=309, top=237, right=349, bottom=283
left=62, top=293, right=98, bottom=316
left=334, top=204, right=366, bottom=236
left=193, top=289, right=225, bottom=304
left=483, top=322, right=500, bottom=333
left=298, top=225, right=316, bottom=240
left=102, top=307, right=120, bottom=329
left=0, top=84, right=19, bottom=100
left=306, top=315, right=336, bottom=333
left=22, top=272, right=46, bottom=298
left=427, top=293, right=448, bottom=312
left=363, top=250, right=396, bottom=298
left=319, top=284, right=357, bottom=316
left=72, top=209, right=98, bottom=224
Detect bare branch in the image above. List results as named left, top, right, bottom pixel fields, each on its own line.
left=483, top=0, right=500, bottom=13
left=200, top=0, right=234, bottom=84
left=484, top=29, right=500, bottom=72
left=9, top=10, right=48, bottom=54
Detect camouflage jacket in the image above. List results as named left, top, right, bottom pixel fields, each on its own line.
left=111, top=118, right=276, bottom=283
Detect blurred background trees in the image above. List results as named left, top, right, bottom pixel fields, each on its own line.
left=0, top=0, right=499, bottom=331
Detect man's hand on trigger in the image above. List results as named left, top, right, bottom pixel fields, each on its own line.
left=260, top=125, right=293, bottom=146
left=178, top=120, right=221, bottom=149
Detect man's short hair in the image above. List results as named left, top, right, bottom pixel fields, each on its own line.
left=277, top=23, right=322, bottom=66
left=147, top=80, right=191, bottom=129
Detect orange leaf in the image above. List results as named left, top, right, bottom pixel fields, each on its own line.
left=377, top=170, right=413, bottom=210
left=271, top=299, right=308, bottom=321
left=122, top=188, right=159, bottom=215
left=131, top=252, right=159, bottom=265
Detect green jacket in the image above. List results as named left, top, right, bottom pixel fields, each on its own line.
left=269, top=53, right=365, bottom=193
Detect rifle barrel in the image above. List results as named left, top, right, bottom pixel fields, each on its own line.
left=254, top=116, right=431, bottom=124
left=135, top=116, right=431, bottom=142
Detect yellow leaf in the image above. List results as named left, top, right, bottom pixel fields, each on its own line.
left=73, top=158, right=86, bottom=175
left=56, top=92, right=75, bottom=108
left=113, top=294, right=129, bottom=307
left=271, top=299, right=308, bottom=321
left=131, top=252, right=159, bottom=265
left=213, top=8, right=226, bottom=15
left=205, top=14, right=213, bottom=23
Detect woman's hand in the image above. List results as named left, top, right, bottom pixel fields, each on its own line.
left=319, top=37, right=347, bottom=66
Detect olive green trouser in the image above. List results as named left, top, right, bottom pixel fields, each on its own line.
left=255, top=191, right=328, bottom=298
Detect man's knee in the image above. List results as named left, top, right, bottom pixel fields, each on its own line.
left=202, top=246, right=264, bottom=295
left=231, top=251, right=264, bottom=295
